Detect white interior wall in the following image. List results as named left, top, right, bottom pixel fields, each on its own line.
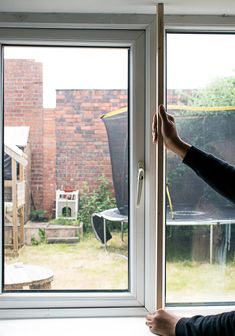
left=0, top=0, right=234, bottom=15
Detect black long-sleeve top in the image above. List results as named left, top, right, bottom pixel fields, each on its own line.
left=175, top=146, right=235, bottom=336
left=176, top=312, right=235, bottom=336
left=183, top=146, right=235, bottom=204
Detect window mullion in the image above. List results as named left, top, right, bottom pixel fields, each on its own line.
left=156, top=4, right=166, bottom=310
left=0, top=43, right=3, bottom=295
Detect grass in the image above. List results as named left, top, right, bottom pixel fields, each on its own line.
left=5, top=234, right=235, bottom=303
left=166, top=261, right=235, bottom=303
left=5, top=232, right=128, bottom=290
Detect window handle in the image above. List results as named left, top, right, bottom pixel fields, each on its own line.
left=137, top=161, right=144, bottom=207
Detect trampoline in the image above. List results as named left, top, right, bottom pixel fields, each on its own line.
left=166, top=106, right=235, bottom=264
left=91, top=107, right=128, bottom=246
left=101, top=107, right=128, bottom=216
left=166, top=206, right=235, bottom=264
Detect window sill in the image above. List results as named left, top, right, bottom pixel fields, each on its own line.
left=167, top=305, right=235, bottom=317
left=0, top=317, right=150, bottom=336
left=1, top=307, right=234, bottom=336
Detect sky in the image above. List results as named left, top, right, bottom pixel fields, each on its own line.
left=167, top=33, right=235, bottom=90
left=4, top=33, right=235, bottom=108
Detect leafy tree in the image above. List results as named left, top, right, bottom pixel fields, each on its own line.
left=190, top=75, right=235, bottom=107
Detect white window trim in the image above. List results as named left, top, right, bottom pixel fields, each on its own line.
left=0, top=14, right=158, bottom=319
left=165, top=14, right=235, bottom=31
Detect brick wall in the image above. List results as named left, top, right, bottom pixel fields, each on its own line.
left=54, top=89, right=127, bottom=194
left=4, top=59, right=128, bottom=218
left=43, top=89, right=127, bottom=217
left=4, top=59, right=44, bottom=211
left=4, top=59, right=188, bottom=219
left=43, top=108, right=56, bottom=216
left=167, top=89, right=193, bottom=107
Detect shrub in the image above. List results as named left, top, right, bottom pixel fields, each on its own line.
left=31, top=228, right=47, bottom=245
left=78, top=176, right=116, bottom=233
left=30, top=210, right=47, bottom=222
left=49, top=217, right=80, bottom=226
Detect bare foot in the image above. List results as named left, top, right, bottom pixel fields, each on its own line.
left=146, top=309, right=181, bottom=336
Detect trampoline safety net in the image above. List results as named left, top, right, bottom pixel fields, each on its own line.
left=102, top=107, right=128, bottom=216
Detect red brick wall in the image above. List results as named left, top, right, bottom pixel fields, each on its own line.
left=167, top=89, right=193, bottom=108
left=4, top=58, right=189, bottom=219
left=54, top=89, right=127, bottom=194
left=4, top=59, right=44, bottom=211
left=43, top=108, right=56, bottom=216
left=4, top=59, right=128, bottom=218
left=44, top=89, right=127, bottom=217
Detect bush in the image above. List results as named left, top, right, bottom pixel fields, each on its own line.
left=78, top=176, right=116, bottom=233
left=30, top=210, right=47, bottom=222
left=190, top=75, right=235, bottom=107
left=31, top=228, right=47, bottom=245
left=49, top=217, right=80, bottom=226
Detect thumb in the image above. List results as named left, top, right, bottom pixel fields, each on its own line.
left=158, top=104, right=167, bottom=121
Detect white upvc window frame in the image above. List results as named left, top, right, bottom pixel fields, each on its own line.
left=0, top=13, right=158, bottom=319
left=2, top=12, right=234, bottom=321
left=164, top=14, right=235, bottom=317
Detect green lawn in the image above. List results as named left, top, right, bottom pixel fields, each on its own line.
left=5, top=232, right=128, bottom=290
left=166, top=261, right=235, bottom=303
left=5, top=234, right=235, bottom=303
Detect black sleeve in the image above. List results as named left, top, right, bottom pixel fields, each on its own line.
left=175, top=311, right=235, bottom=336
left=183, top=146, right=235, bottom=204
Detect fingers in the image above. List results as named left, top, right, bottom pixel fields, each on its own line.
left=152, top=113, right=157, bottom=143
left=145, top=320, right=153, bottom=331
left=159, top=105, right=175, bottom=122
left=145, top=315, right=158, bottom=335
left=152, top=105, right=175, bottom=144
left=167, top=114, right=175, bottom=122
left=158, top=104, right=167, bottom=120
left=152, top=113, right=157, bottom=131
left=146, top=313, right=153, bottom=320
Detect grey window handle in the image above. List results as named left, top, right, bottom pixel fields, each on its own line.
left=137, top=161, right=144, bottom=207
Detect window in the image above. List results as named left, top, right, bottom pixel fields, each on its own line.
left=2, top=12, right=235, bottom=320
left=165, top=31, right=235, bottom=306
left=4, top=46, right=129, bottom=292
left=0, top=14, right=157, bottom=318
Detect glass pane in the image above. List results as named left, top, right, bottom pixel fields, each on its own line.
left=166, top=33, right=235, bottom=304
left=3, top=46, right=129, bottom=291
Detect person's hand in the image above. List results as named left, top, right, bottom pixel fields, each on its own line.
left=152, top=104, right=191, bottom=160
left=145, top=309, right=180, bottom=336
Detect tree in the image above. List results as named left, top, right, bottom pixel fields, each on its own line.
left=190, top=75, right=235, bottom=107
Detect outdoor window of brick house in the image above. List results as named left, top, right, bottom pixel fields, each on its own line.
left=165, top=32, right=235, bottom=306
left=3, top=46, right=130, bottom=291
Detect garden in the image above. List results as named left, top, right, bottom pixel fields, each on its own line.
left=4, top=74, right=235, bottom=304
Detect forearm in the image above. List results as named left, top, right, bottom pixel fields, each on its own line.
left=168, top=138, right=191, bottom=160
left=183, top=146, right=235, bottom=204
left=176, top=311, right=235, bottom=336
